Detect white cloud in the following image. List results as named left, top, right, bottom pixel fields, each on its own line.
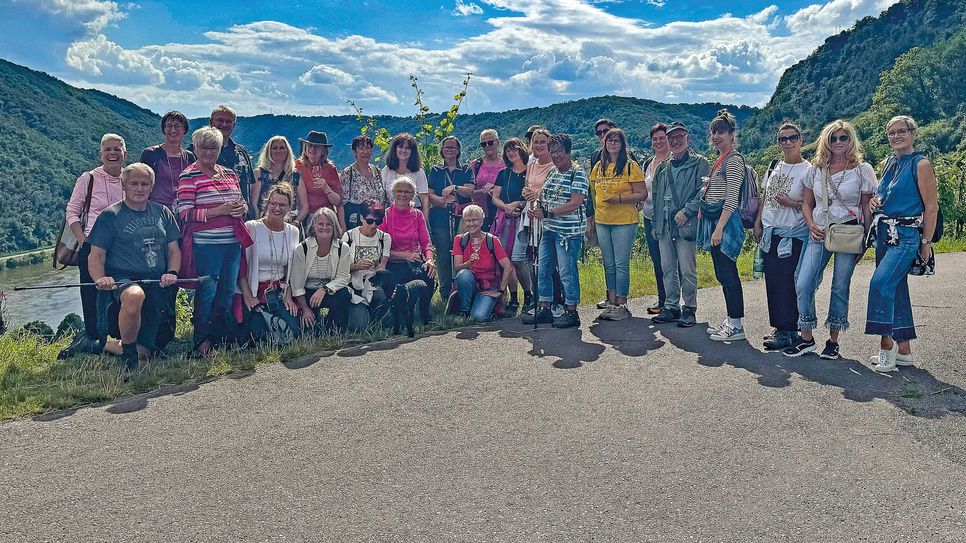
left=41, top=0, right=900, bottom=118
left=453, top=1, right=484, bottom=16
left=20, top=0, right=126, bottom=33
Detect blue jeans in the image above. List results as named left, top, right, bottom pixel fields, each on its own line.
left=643, top=218, right=665, bottom=304
left=193, top=242, right=242, bottom=347
left=596, top=223, right=637, bottom=298
left=455, top=269, right=498, bottom=322
left=538, top=230, right=582, bottom=306
left=795, top=238, right=859, bottom=333
left=865, top=224, right=919, bottom=341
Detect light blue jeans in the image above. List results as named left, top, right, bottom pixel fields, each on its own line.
left=795, top=237, right=860, bottom=333
left=538, top=230, right=582, bottom=306
left=865, top=224, right=919, bottom=341
left=596, top=222, right=637, bottom=298
left=455, top=269, right=498, bottom=322
left=193, top=242, right=242, bottom=347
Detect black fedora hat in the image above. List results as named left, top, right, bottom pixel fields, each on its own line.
left=299, top=130, right=333, bottom=147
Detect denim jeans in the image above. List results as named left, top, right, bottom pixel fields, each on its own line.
left=642, top=218, right=666, bottom=305
left=658, top=236, right=697, bottom=309
left=455, top=269, right=498, bottom=322
left=430, top=223, right=456, bottom=300
left=795, top=237, right=859, bottom=332
left=596, top=222, right=637, bottom=298
left=247, top=288, right=301, bottom=343
left=865, top=224, right=919, bottom=341
left=538, top=230, right=582, bottom=306
left=193, top=242, right=242, bottom=347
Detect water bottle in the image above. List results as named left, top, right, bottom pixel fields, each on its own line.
left=753, top=243, right=765, bottom=279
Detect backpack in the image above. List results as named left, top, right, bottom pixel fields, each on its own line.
left=738, top=157, right=761, bottom=229
left=458, top=232, right=496, bottom=253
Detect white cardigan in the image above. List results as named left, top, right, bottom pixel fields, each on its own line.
left=242, top=220, right=301, bottom=296
left=288, top=236, right=352, bottom=297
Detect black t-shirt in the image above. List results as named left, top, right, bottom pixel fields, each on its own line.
left=427, top=164, right=473, bottom=230
left=87, top=201, right=181, bottom=279
left=495, top=168, right=525, bottom=205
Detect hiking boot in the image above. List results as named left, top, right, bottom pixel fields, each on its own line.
left=677, top=306, right=696, bottom=328
left=601, top=304, right=630, bottom=321
left=552, top=310, right=581, bottom=329
left=783, top=337, right=816, bottom=357
left=523, top=307, right=554, bottom=325
left=120, top=343, right=139, bottom=372
left=819, top=340, right=841, bottom=360
left=651, top=308, right=681, bottom=324
left=710, top=324, right=745, bottom=342
left=763, top=330, right=796, bottom=352
left=647, top=301, right=663, bottom=315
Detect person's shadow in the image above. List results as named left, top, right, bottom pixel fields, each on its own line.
left=498, top=318, right=606, bottom=369
left=588, top=316, right=664, bottom=358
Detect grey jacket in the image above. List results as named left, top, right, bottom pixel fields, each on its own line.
left=651, top=149, right=711, bottom=239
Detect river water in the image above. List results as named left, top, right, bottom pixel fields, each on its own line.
left=0, top=261, right=82, bottom=327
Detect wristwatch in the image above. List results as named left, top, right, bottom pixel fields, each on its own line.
left=921, top=239, right=931, bottom=245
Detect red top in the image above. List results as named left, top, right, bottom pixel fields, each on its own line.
left=379, top=204, right=432, bottom=261
left=451, top=234, right=507, bottom=291
left=297, top=159, right=342, bottom=212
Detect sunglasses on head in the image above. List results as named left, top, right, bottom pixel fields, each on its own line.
left=829, top=134, right=851, bottom=144
left=777, top=134, right=801, bottom=144
left=363, top=216, right=383, bottom=225
left=480, top=140, right=497, bottom=148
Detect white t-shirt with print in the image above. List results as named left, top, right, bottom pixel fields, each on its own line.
left=762, top=161, right=810, bottom=229
left=342, top=228, right=392, bottom=304
left=805, top=162, right=876, bottom=228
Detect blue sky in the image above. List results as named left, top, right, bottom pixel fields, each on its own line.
left=0, top=0, right=898, bottom=117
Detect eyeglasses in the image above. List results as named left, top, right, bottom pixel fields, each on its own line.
left=394, top=189, right=415, bottom=195
left=442, top=145, right=459, bottom=151
left=777, top=134, right=801, bottom=144
left=198, top=146, right=220, bottom=153
left=605, top=138, right=622, bottom=145
left=316, top=224, right=334, bottom=230
left=480, top=140, right=497, bottom=148
left=829, top=134, right=851, bottom=143
left=887, top=128, right=911, bottom=139
left=667, top=134, right=687, bottom=142
left=363, top=216, right=383, bottom=225
left=267, top=201, right=290, bottom=208
left=548, top=148, right=565, bottom=156
left=163, top=123, right=184, bottom=131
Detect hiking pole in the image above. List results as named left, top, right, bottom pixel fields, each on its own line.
left=13, top=276, right=213, bottom=291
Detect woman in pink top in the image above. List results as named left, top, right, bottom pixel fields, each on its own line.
left=471, top=128, right=506, bottom=231
left=379, top=177, right=437, bottom=295
left=63, top=133, right=126, bottom=345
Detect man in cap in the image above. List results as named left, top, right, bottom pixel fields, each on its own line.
left=649, top=122, right=709, bottom=328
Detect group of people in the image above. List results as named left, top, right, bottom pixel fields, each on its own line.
left=61, top=103, right=939, bottom=375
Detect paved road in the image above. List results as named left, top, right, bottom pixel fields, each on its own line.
left=2, top=254, right=964, bottom=542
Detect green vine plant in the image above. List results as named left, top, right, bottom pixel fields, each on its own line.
left=348, top=73, right=472, bottom=168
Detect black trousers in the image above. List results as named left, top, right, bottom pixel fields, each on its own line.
left=77, top=242, right=99, bottom=338
left=710, top=244, right=744, bottom=319
left=763, top=236, right=803, bottom=332
left=304, top=287, right=351, bottom=332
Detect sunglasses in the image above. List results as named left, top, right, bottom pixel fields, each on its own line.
left=595, top=129, right=610, bottom=136
left=829, top=134, right=851, bottom=143
left=363, top=216, right=383, bottom=225
left=480, top=140, right=497, bottom=148
left=777, top=134, right=801, bottom=144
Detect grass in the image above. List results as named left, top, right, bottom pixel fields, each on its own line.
left=1, top=236, right=963, bottom=421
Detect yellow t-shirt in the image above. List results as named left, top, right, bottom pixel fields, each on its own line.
left=589, top=160, right=644, bottom=225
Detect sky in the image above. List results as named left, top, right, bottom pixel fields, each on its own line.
left=0, top=0, right=899, bottom=118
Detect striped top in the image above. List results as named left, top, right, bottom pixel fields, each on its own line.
left=177, top=163, right=244, bottom=244
left=702, top=150, right=744, bottom=213
left=541, top=164, right=589, bottom=237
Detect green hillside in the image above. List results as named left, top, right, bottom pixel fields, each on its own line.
left=742, top=0, right=966, bottom=151
left=226, top=97, right=756, bottom=167
left=0, top=59, right=159, bottom=254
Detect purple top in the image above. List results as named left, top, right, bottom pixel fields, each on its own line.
left=140, top=146, right=194, bottom=210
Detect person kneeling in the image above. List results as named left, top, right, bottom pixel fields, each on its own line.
left=288, top=207, right=352, bottom=332
left=87, top=163, right=182, bottom=370
left=452, top=205, right=513, bottom=322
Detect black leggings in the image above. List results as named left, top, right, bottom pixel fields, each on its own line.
left=710, top=245, right=744, bottom=319
left=77, top=242, right=99, bottom=338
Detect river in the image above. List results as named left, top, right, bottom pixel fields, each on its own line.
left=0, top=261, right=81, bottom=328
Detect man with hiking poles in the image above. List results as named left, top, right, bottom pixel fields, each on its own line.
left=87, top=163, right=182, bottom=370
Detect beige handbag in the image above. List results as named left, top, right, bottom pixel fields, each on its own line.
left=821, top=168, right=865, bottom=254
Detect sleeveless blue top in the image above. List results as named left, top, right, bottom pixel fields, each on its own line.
left=877, top=152, right=925, bottom=218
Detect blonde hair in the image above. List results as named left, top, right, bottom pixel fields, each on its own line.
left=813, top=119, right=863, bottom=169
left=480, top=128, right=499, bottom=141
left=256, top=135, right=295, bottom=174
left=191, top=126, right=223, bottom=150
left=261, top=181, right=295, bottom=217
left=308, top=207, right=342, bottom=240
left=390, top=177, right=417, bottom=194
left=886, top=115, right=918, bottom=132
left=101, top=133, right=126, bottom=152
left=461, top=204, right=485, bottom=219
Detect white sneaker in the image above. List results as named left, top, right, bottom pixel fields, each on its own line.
left=872, top=343, right=899, bottom=373
left=710, top=324, right=745, bottom=342
left=551, top=304, right=565, bottom=318
left=596, top=299, right=612, bottom=309
left=706, top=318, right=728, bottom=335
left=895, top=352, right=915, bottom=366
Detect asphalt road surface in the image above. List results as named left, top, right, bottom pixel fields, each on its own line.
left=2, top=254, right=964, bottom=542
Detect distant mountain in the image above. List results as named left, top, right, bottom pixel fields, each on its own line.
left=742, top=0, right=966, bottom=152
left=225, top=97, right=757, bottom=167
left=0, top=58, right=158, bottom=254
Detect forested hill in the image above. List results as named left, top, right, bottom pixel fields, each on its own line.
left=0, top=58, right=158, bottom=254
left=742, top=0, right=966, bottom=151
left=227, top=97, right=756, bottom=167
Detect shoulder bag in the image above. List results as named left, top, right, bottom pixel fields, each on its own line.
left=53, top=172, right=95, bottom=268
left=822, top=168, right=865, bottom=254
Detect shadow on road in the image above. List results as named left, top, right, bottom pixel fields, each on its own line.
left=587, top=316, right=664, bottom=358
left=659, top=321, right=966, bottom=419
left=497, top=320, right=606, bottom=369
